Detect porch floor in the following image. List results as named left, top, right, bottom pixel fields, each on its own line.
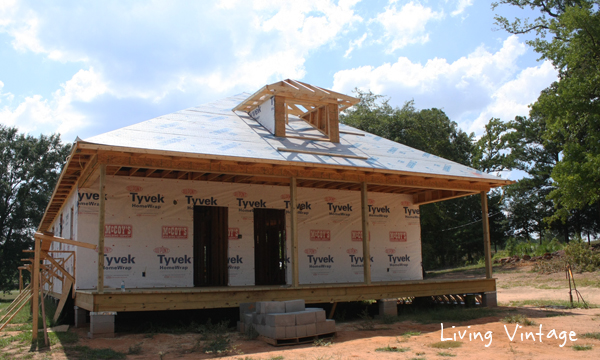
left=74, top=278, right=496, bottom=312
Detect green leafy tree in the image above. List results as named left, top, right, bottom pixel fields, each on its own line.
left=342, top=90, right=508, bottom=269
left=494, top=0, right=600, bottom=216
left=0, top=126, right=71, bottom=292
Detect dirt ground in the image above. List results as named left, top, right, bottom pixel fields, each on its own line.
left=2, top=264, right=600, bottom=359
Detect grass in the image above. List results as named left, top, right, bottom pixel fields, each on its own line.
left=402, top=331, right=422, bottom=337
left=66, top=345, right=126, bottom=359
left=313, top=338, right=333, bottom=347
left=572, top=344, right=593, bottom=351
left=429, top=341, right=462, bottom=349
left=502, top=314, right=536, bottom=326
left=375, top=345, right=410, bottom=352
left=581, top=332, right=600, bottom=340
left=505, top=299, right=597, bottom=309
left=438, top=352, right=456, bottom=357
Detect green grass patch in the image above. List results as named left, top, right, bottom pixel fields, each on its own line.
left=502, top=314, right=536, bottom=326
left=581, top=332, right=600, bottom=340
left=438, top=352, right=456, bottom=357
left=572, top=344, right=593, bottom=351
left=66, top=345, right=126, bottom=359
left=402, top=330, right=422, bottom=337
left=375, top=345, right=410, bottom=352
left=429, top=341, right=462, bottom=349
left=506, top=299, right=597, bottom=309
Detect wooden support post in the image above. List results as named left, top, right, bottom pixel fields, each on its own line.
left=290, top=177, right=299, bottom=287
left=19, top=269, right=22, bottom=293
left=39, top=273, right=49, bottom=346
left=481, top=191, right=492, bottom=279
left=31, top=237, right=41, bottom=342
left=274, top=96, right=286, bottom=137
left=98, top=164, right=107, bottom=293
left=327, top=104, right=339, bottom=143
left=328, top=302, right=338, bottom=319
left=361, top=182, right=371, bottom=285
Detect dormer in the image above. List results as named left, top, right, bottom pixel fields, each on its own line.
left=233, top=79, right=359, bottom=143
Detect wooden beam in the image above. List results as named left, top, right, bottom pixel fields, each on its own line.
left=34, top=233, right=97, bottom=250
left=274, top=95, right=286, bottom=137
left=31, top=237, right=41, bottom=341
left=290, top=177, right=299, bottom=288
left=53, top=278, right=73, bottom=323
left=40, top=253, right=75, bottom=283
left=327, top=103, right=339, bottom=143
left=361, top=182, right=371, bottom=285
left=98, top=164, right=106, bottom=293
left=481, top=192, right=492, bottom=279
left=413, top=190, right=478, bottom=205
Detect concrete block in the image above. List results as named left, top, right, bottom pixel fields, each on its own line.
left=74, top=306, right=87, bottom=328
left=284, top=299, right=305, bottom=313
left=264, top=325, right=286, bottom=339
left=305, top=308, right=326, bottom=322
left=266, top=313, right=296, bottom=327
left=252, top=313, right=266, bottom=325
left=90, top=315, right=115, bottom=324
left=258, top=301, right=286, bottom=314
left=237, top=321, right=246, bottom=333
left=482, top=291, right=497, bottom=308
left=296, top=324, right=307, bottom=337
left=294, top=311, right=316, bottom=325
left=256, top=324, right=266, bottom=336
left=316, top=319, right=336, bottom=334
left=244, top=313, right=253, bottom=325
left=285, top=326, right=296, bottom=338
left=239, top=302, right=256, bottom=320
left=90, top=322, right=114, bottom=334
left=306, top=323, right=317, bottom=336
left=378, top=299, right=398, bottom=316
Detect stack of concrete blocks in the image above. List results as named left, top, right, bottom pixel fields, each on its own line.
left=238, top=299, right=336, bottom=340
left=378, top=299, right=398, bottom=317
left=87, top=311, right=116, bottom=338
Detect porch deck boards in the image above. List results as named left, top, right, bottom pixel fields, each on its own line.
left=74, top=278, right=496, bottom=312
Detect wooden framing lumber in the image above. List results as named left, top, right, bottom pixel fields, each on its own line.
left=274, top=96, right=286, bottom=137
left=277, top=148, right=369, bottom=160
left=34, top=232, right=97, bottom=250
left=31, top=237, right=41, bottom=341
left=98, top=164, right=107, bottom=293
left=40, top=253, right=74, bottom=283
left=74, top=278, right=496, bottom=312
left=361, top=182, right=371, bottom=285
left=481, top=192, right=492, bottom=279
left=53, top=278, right=73, bottom=323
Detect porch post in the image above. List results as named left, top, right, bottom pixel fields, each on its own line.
left=290, top=177, right=299, bottom=287
left=361, top=182, right=371, bottom=284
left=481, top=191, right=492, bottom=279
left=97, top=164, right=106, bottom=293
left=31, top=236, right=41, bottom=342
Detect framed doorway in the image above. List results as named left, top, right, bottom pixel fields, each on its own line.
left=193, top=206, right=228, bottom=287
left=253, top=208, right=287, bottom=286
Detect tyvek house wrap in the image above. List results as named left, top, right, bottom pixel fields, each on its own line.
left=75, top=176, right=422, bottom=289
left=82, top=93, right=499, bottom=181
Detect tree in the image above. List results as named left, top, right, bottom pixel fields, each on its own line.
left=342, top=90, right=508, bottom=269
left=0, top=126, right=71, bottom=292
left=494, top=0, right=600, bottom=215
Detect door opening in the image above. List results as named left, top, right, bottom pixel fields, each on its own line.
left=253, top=208, right=286, bottom=286
left=193, top=206, right=228, bottom=287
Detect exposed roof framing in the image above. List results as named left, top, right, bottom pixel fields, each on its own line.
left=232, top=79, right=359, bottom=114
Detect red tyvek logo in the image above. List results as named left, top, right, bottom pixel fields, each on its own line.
left=304, top=248, right=317, bottom=254
left=154, top=246, right=170, bottom=254
left=126, top=185, right=143, bottom=192
left=228, top=228, right=240, bottom=240
left=182, top=188, right=197, bottom=195
left=346, top=248, right=358, bottom=254
left=234, top=191, right=247, bottom=198
left=385, top=248, right=396, bottom=254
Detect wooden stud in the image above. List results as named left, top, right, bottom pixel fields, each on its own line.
left=98, top=164, right=106, bottom=293
left=274, top=95, right=286, bottom=137
left=290, top=177, right=299, bottom=287
left=53, top=278, right=72, bottom=323
left=328, top=302, right=337, bottom=319
left=40, top=253, right=75, bottom=284
left=19, top=269, right=23, bottom=293
left=361, top=182, right=371, bottom=285
left=327, top=104, right=339, bottom=143
left=31, top=237, right=41, bottom=342
left=481, top=192, right=492, bottom=279
left=39, top=273, right=49, bottom=346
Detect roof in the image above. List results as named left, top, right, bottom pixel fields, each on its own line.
left=82, top=93, right=504, bottom=183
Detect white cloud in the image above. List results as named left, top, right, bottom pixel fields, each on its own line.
left=0, top=68, right=108, bottom=138
left=375, top=1, right=443, bottom=52
left=451, top=0, right=473, bottom=17
left=332, top=35, right=557, bottom=135
left=344, top=33, right=367, bottom=58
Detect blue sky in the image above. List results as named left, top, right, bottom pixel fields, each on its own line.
left=0, top=0, right=555, bottom=163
